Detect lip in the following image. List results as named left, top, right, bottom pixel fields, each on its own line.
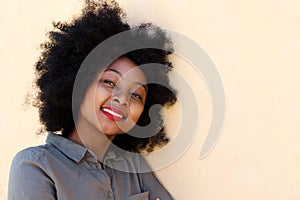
left=100, top=106, right=127, bottom=121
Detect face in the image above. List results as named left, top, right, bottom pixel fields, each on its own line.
left=77, top=57, right=147, bottom=138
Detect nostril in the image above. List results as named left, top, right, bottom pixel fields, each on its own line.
left=112, top=95, right=129, bottom=106
left=112, top=98, right=120, bottom=103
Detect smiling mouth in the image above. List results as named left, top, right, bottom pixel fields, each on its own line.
left=101, top=106, right=127, bottom=121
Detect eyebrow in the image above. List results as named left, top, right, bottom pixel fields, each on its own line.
left=104, top=68, right=122, bottom=76
left=104, top=68, right=147, bottom=91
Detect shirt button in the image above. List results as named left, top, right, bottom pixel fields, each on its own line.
left=107, top=191, right=113, bottom=198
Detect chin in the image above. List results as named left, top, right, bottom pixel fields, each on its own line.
left=98, top=126, right=126, bottom=136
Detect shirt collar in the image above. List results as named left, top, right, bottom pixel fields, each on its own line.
left=46, top=132, right=123, bottom=163
left=46, top=132, right=88, bottom=163
left=104, top=148, right=123, bottom=163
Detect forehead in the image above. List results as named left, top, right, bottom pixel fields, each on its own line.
left=106, top=57, right=146, bottom=83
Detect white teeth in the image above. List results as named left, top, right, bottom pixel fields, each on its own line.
left=102, top=108, right=123, bottom=118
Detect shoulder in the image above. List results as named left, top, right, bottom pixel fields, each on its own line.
left=11, top=144, right=52, bottom=168
left=8, top=145, right=58, bottom=199
left=13, top=144, right=50, bottom=159
left=9, top=144, right=58, bottom=183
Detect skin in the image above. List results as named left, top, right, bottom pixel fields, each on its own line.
left=68, top=57, right=147, bottom=161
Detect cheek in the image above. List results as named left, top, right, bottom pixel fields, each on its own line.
left=79, top=85, right=96, bottom=117
left=129, top=103, right=145, bottom=122
left=95, top=86, right=112, bottom=104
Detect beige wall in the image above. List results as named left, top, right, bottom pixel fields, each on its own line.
left=1, top=0, right=300, bottom=199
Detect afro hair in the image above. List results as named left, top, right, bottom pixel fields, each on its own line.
left=32, top=0, right=177, bottom=153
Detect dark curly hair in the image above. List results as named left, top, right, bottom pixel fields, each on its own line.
left=32, top=0, right=177, bottom=153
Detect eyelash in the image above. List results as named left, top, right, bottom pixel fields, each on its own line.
left=103, top=79, right=116, bottom=87
left=130, top=92, right=143, bottom=101
left=102, top=79, right=143, bottom=101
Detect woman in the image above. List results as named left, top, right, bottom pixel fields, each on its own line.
left=8, top=0, right=177, bottom=199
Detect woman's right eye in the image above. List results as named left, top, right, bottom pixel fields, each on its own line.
left=102, top=79, right=116, bottom=87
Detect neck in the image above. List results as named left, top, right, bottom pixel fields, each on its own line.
left=68, top=120, right=116, bottom=162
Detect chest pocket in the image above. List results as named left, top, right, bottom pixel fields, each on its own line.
left=127, top=191, right=149, bottom=200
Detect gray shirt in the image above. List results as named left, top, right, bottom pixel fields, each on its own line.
left=8, top=132, right=173, bottom=200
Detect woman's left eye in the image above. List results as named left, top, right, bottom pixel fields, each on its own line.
left=131, top=93, right=142, bottom=101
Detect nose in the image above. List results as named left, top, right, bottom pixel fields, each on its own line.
left=112, top=93, right=129, bottom=106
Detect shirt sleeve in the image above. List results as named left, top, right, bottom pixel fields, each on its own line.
left=8, top=148, right=57, bottom=200
left=139, top=171, right=173, bottom=200
left=138, top=156, right=173, bottom=200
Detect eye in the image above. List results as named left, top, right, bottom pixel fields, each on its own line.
left=131, top=93, right=143, bottom=101
left=102, top=79, right=116, bottom=87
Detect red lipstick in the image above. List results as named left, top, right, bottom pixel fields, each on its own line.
left=101, top=106, right=126, bottom=121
